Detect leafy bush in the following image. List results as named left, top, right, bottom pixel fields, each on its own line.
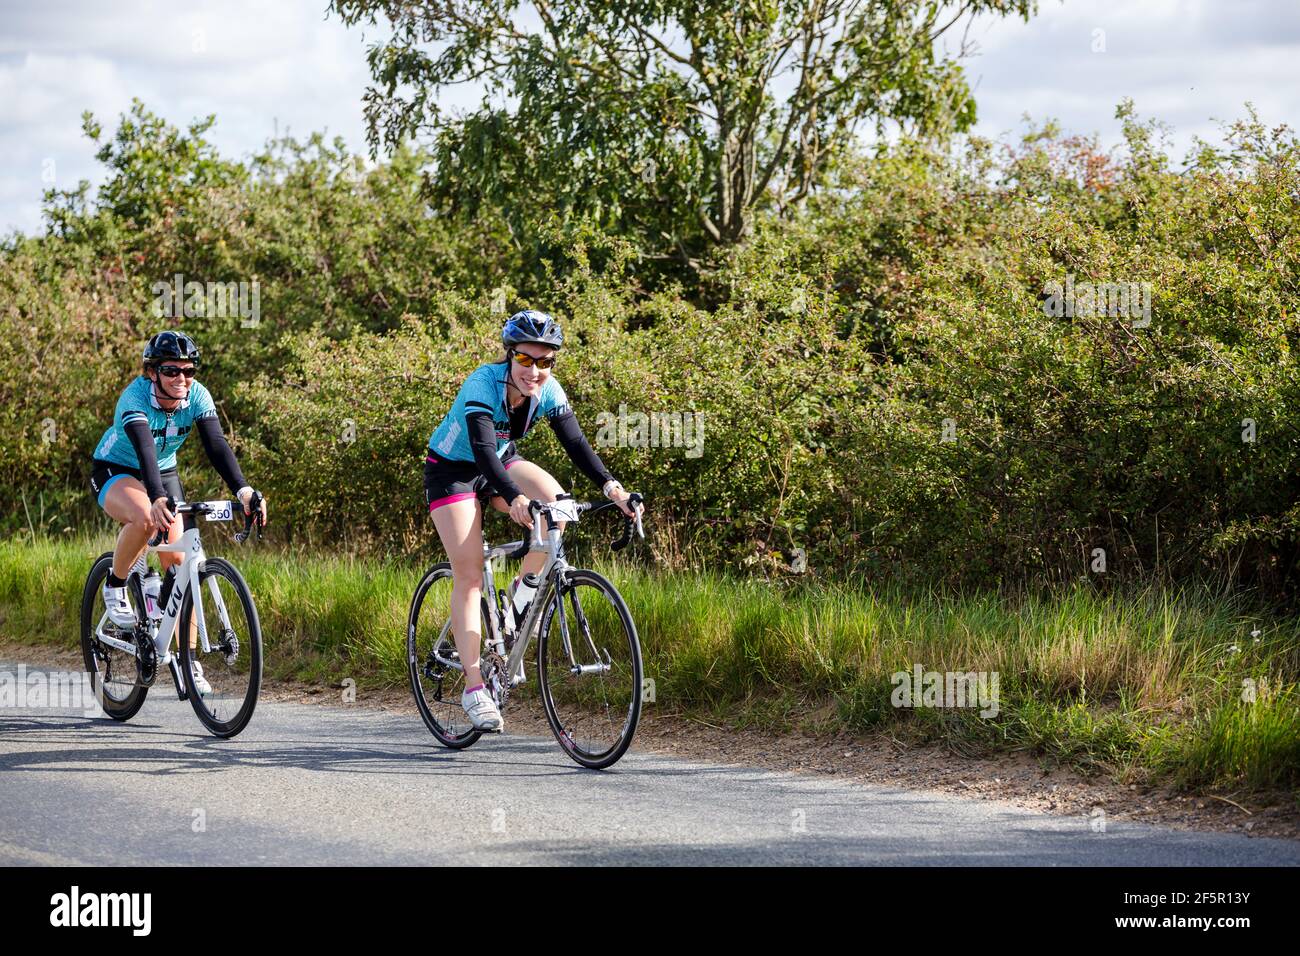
left=4, top=99, right=1300, bottom=594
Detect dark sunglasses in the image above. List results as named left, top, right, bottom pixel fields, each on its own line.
left=157, top=365, right=197, bottom=379
left=511, top=350, right=557, bottom=370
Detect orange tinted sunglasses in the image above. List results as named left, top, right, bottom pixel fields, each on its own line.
left=511, top=350, right=557, bottom=370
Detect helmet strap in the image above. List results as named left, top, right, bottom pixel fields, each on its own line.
left=505, top=364, right=524, bottom=409
left=149, top=366, right=184, bottom=408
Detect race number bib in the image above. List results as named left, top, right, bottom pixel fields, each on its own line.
left=204, top=500, right=234, bottom=522
left=547, top=498, right=581, bottom=524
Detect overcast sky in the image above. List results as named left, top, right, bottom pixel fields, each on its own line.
left=1, top=0, right=1296, bottom=237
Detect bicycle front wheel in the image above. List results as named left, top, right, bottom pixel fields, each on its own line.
left=178, top=557, right=262, bottom=738
left=537, top=569, right=642, bottom=769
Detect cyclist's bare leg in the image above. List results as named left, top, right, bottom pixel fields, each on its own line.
left=101, top=477, right=154, bottom=580
left=430, top=496, right=487, bottom=688
left=490, top=460, right=568, bottom=582
left=156, top=511, right=182, bottom=573
left=103, top=477, right=193, bottom=645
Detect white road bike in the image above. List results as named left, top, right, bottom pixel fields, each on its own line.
left=80, top=495, right=264, bottom=738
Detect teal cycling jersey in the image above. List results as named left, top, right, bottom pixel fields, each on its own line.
left=428, top=362, right=570, bottom=462
left=93, top=376, right=217, bottom=471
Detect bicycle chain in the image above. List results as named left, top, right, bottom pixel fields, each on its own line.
left=135, top=626, right=157, bottom=685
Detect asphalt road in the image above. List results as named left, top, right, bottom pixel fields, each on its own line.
left=2, top=662, right=1298, bottom=866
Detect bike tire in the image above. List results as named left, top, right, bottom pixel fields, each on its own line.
left=178, top=557, right=262, bottom=738
left=80, top=552, right=148, bottom=722
left=537, top=568, right=642, bottom=770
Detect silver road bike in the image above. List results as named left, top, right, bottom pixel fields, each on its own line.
left=408, top=493, right=645, bottom=769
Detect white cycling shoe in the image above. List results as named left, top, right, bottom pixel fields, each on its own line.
left=462, top=686, right=503, bottom=732
left=189, top=660, right=212, bottom=696
left=102, top=583, right=137, bottom=628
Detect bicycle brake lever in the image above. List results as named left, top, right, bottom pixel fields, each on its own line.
left=629, top=494, right=645, bottom=541
left=235, top=491, right=264, bottom=544
left=148, top=495, right=177, bottom=547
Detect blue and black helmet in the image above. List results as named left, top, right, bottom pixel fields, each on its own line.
left=143, top=330, right=200, bottom=365
left=502, top=310, right=563, bottom=350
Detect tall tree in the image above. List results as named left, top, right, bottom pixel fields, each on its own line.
left=332, top=1, right=1036, bottom=266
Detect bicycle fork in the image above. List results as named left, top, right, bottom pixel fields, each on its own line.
left=554, top=576, right=612, bottom=677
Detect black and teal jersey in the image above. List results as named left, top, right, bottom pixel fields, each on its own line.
left=428, top=362, right=570, bottom=463
left=93, top=376, right=217, bottom=471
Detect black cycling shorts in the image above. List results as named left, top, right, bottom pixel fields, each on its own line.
left=90, top=459, right=193, bottom=529
left=424, top=445, right=523, bottom=513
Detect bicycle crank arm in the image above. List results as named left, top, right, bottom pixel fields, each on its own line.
left=95, top=631, right=139, bottom=658
left=166, top=656, right=190, bottom=701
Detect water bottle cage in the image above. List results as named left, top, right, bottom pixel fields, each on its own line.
left=509, top=598, right=531, bottom=634
left=497, top=589, right=510, bottom=634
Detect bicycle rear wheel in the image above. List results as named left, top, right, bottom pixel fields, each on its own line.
left=80, top=553, right=148, bottom=721
left=178, top=557, right=262, bottom=738
left=408, top=563, right=486, bottom=749
left=537, top=569, right=642, bottom=769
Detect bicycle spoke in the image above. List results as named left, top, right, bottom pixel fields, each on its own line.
left=181, top=558, right=261, bottom=737
left=409, top=566, right=485, bottom=747
left=538, top=570, right=642, bottom=769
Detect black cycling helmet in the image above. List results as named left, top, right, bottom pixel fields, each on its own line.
left=502, top=310, right=563, bottom=350
left=143, top=330, right=200, bottom=365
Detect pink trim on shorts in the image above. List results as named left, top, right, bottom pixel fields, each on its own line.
left=428, top=492, right=476, bottom=512
left=426, top=454, right=439, bottom=464
left=504, top=459, right=521, bottom=470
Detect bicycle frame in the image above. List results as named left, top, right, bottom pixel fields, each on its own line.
left=93, top=523, right=234, bottom=684
left=494, top=515, right=564, bottom=686
left=431, top=499, right=601, bottom=690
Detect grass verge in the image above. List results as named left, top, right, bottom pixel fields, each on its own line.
left=2, top=533, right=1297, bottom=796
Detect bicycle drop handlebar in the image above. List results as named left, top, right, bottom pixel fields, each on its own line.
left=234, top=491, right=265, bottom=544
left=501, top=492, right=644, bottom=559
left=147, top=492, right=265, bottom=547
left=606, top=493, right=645, bottom=552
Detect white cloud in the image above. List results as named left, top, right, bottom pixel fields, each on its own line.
left=962, top=0, right=1300, bottom=159
left=0, top=0, right=373, bottom=235
left=1, top=0, right=1298, bottom=235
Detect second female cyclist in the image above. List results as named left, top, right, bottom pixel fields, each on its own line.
left=424, top=310, right=640, bottom=731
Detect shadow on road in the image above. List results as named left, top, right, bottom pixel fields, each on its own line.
left=0, top=712, right=709, bottom=783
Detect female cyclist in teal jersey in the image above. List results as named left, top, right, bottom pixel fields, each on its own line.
left=425, top=310, right=640, bottom=731
left=90, top=330, right=267, bottom=693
